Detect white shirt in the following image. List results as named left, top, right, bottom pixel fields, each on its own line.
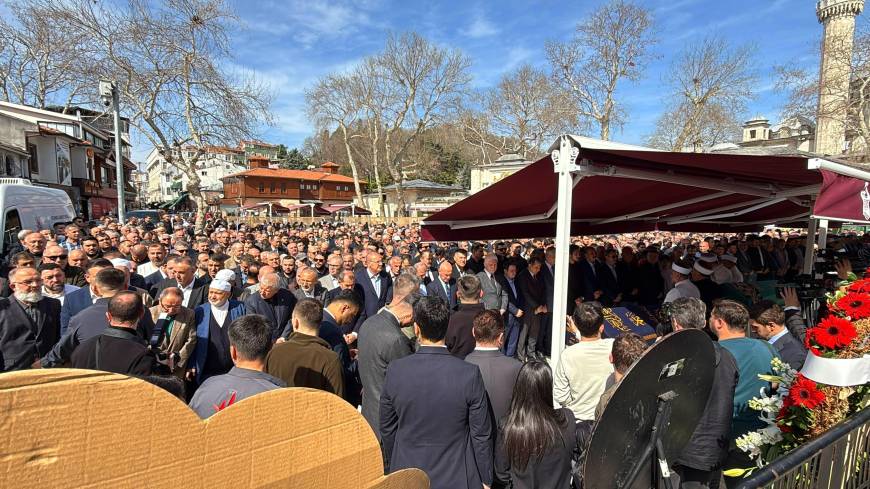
left=553, top=338, right=615, bottom=421
left=137, top=262, right=159, bottom=277
left=663, top=279, right=701, bottom=303
left=179, top=278, right=196, bottom=307
left=210, top=300, right=229, bottom=326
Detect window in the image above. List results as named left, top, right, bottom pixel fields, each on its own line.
left=270, top=182, right=276, bottom=193
left=281, top=183, right=286, bottom=194
left=3, top=209, right=21, bottom=253
left=258, top=182, right=264, bottom=193
left=164, top=174, right=171, bottom=182
left=28, top=143, right=39, bottom=174
left=749, top=129, right=756, bottom=138
left=201, top=171, right=207, bottom=176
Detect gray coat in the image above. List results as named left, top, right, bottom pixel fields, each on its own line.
left=358, top=308, right=414, bottom=439
left=476, top=271, right=508, bottom=312
left=188, top=366, right=286, bottom=418
left=464, top=349, right=522, bottom=424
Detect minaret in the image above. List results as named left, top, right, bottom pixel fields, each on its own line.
left=815, top=0, right=864, bottom=156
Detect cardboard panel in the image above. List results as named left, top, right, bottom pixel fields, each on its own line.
left=0, top=369, right=429, bottom=489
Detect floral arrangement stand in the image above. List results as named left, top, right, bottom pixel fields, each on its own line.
left=730, top=269, right=870, bottom=484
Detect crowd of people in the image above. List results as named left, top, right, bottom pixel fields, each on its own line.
left=0, top=211, right=854, bottom=489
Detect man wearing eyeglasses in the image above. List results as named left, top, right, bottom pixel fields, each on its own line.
left=0, top=266, right=61, bottom=371
left=21, top=232, right=46, bottom=265
left=42, top=244, right=87, bottom=287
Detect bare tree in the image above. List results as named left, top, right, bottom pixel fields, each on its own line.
left=461, top=64, right=577, bottom=162
left=366, top=32, right=472, bottom=216
left=305, top=72, right=366, bottom=204
left=546, top=0, right=655, bottom=140
left=34, top=0, right=273, bottom=230
left=0, top=1, right=94, bottom=111
left=647, top=37, right=756, bottom=152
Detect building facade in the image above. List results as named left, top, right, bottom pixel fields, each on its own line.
left=738, top=115, right=817, bottom=153
left=361, top=179, right=467, bottom=218
left=0, top=101, right=135, bottom=219
left=469, top=153, right=533, bottom=195
left=220, top=158, right=359, bottom=213
left=145, top=145, right=247, bottom=205
left=239, top=139, right=280, bottom=161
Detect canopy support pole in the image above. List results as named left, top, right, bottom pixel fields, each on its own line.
left=817, top=219, right=829, bottom=253
left=804, top=217, right=818, bottom=275
left=551, top=136, right=580, bottom=393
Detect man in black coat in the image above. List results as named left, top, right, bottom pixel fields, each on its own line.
left=70, top=291, right=158, bottom=375
left=750, top=301, right=808, bottom=370
left=380, top=296, right=493, bottom=489
left=516, top=257, right=547, bottom=361
left=319, top=291, right=361, bottom=406
left=41, top=268, right=154, bottom=368
left=0, top=267, right=61, bottom=371
left=152, top=256, right=208, bottom=310
left=358, top=300, right=414, bottom=439
left=670, top=298, right=738, bottom=488
left=497, top=262, right=524, bottom=358
left=425, top=261, right=457, bottom=310
left=464, top=310, right=522, bottom=425
left=244, top=272, right=296, bottom=342
left=445, top=275, right=485, bottom=359
left=596, top=249, right=623, bottom=306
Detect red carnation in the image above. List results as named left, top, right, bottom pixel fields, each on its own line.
left=812, top=316, right=858, bottom=350
left=787, top=375, right=826, bottom=409
left=834, top=292, right=870, bottom=319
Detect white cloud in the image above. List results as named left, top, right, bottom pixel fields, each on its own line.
left=463, top=15, right=499, bottom=38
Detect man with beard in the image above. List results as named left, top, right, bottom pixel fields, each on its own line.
left=293, top=267, right=328, bottom=303
left=137, top=243, right=166, bottom=277
left=0, top=267, right=61, bottom=371
left=95, top=233, right=115, bottom=254
left=39, top=263, right=79, bottom=306
left=277, top=255, right=297, bottom=291
left=189, top=279, right=247, bottom=386
left=81, top=236, right=102, bottom=260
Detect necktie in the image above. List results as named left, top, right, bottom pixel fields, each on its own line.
left=24, top=304, right=38, bottom=326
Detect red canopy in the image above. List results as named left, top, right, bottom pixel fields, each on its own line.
left=423, top=141, right=825, bottom=240
left=322, top=204, right=372, bottom=216
left=242, top=202, right=291, bottom=213
left=812, top=167, right=870, bottom=224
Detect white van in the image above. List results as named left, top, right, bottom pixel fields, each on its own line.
left=0, top=178, right=76, bottom=255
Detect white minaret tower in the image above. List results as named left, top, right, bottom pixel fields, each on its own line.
left=815, top=0, right=865, bottom=156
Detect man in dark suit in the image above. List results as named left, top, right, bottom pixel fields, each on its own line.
left=750, top=301, right=807, bottom=370
left=445, top=275, right=485, bottom=359
left=319, top=291, right=361, bottom=405
left=596, top=249, right=623, bottom=306
left=152, top=256, right=208, bottom=310
left=517, top=257, right=547, bottom=361
left=0, top=267, right=61, bottom=371
left=323, top=271, right=365, bottom=333
left=292, top=267, right=328, bottom=303
left=70, top=291, right=158, bottom=376
left=578, top=246, right=602, bottom=303
left=354, top=251, right=393, bottom=330
left=380, top=295, right=493, bottom=489
left=426, top=261, right=457, bottom=310
left=245, top=271, right=296, bottom=342
left=449, top=248, right=472, bottom=280
left=60, top=258, right=113, bottom=335
left=42, top=268, right=155, bottom=368
left=464, top=310, right=522, bottom=425
left=497, top=261, right=524, bottom=358
left=358, top=298, right=414, bottom=439
left=143, top=260, right=170, bottom=293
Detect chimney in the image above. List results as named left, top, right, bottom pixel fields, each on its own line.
left=249, top=156, right=270, bottom=169
left=321, top=161, right=340, bottom=174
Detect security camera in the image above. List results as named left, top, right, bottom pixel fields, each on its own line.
left=101, top=97, right=112, bottom=108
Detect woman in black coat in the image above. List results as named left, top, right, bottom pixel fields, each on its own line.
left=495, top=361, right=584, bottom=489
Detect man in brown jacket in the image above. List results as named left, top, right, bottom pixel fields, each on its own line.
left=266, top=298, right=344, bottom=398
left=149, top=287, right=197, bottom=377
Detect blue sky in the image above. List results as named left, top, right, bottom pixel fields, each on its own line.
left=137, top=0, right=831, bottom=160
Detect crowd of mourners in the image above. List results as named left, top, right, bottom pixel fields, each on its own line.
left=1, top=211, right=862, bottom=489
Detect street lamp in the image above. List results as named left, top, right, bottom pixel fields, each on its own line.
left=99, top=80, right=126, bottom=223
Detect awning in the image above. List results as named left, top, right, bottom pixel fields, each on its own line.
left=422, top=137, right=847, bottom=241
left=322, top=204, right=372, bottom=215
left=243, top=201, right=291, bottom=214
left=166, top=192, right=188, bottom=210
left=810, top=159, right=870, bottom=224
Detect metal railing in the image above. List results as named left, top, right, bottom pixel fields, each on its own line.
left=735, top=407, right=870, bottom=489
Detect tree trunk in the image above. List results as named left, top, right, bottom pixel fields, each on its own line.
left=339, top=123, right=364, bottom=206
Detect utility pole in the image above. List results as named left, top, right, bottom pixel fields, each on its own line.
left=99, top=80, right=126, bottom=223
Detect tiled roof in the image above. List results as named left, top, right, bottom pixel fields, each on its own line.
left=222, top=167, right=356, bottom=183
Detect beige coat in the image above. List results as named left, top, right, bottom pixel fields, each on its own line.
left=149, top=305, right=197, bottom=375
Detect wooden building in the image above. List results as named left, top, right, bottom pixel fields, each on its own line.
left=220, top=158, right=362, bottom=213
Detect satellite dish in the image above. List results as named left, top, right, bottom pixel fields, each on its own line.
left=583, top=329, right=716, bottom=489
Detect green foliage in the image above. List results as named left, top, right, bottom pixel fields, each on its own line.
left=276, top=146, right=311, bottom=170
left=425, top=140, right=471, bottom=188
